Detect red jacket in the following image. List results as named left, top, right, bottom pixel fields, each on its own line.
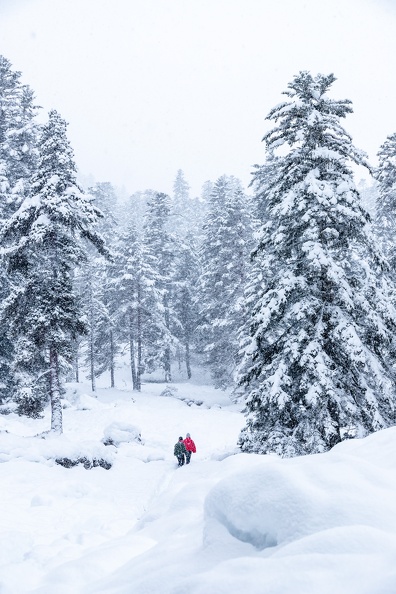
left=183, top=437, right=196, bottom=453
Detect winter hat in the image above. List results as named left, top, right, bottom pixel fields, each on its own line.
left=179, top=436, right=183, bottom=441
left=186, top=433, right=190, bottom=438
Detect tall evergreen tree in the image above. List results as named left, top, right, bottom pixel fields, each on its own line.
left=143, top=192, right=177, bottom=382
left=375, top=133, right=396, bottom=271
left=0, top=56, right=40, bottom=216
left=173, top=169, right=190, bottom=206
left=172, top=234, right=200, bottom=379
left=92, top=264, right=120, bottom=388
left=0, top=110, right=106, bottom=432
left=238, top=72, right=396, bottom=457
left=78, top=258, right=106, bottom=393
left=115, top=221, right=163, bottom=390
left=126, top=189, right=155, bottom=231
left=197, top=175, right=254, bottom=388
left=0, top=56, right=22, bottom=219
left=0, top=56, right=40, bottom=404
left=170, top=169, right=192, bottom=237
left=89, top=182, right=120, bottom=242
left=82, top=182, right=122, bottom=388
left=170, top=170, right=205, bottom=238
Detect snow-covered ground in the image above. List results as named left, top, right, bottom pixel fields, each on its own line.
left=1, top=363, right=396, bottom=594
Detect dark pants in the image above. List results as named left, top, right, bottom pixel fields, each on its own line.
left=185, top=451, right=192, bottom=464
left=176, top=455, right=185, bottom=466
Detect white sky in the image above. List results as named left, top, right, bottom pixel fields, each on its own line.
left=1, top=0, right=395, bottom=197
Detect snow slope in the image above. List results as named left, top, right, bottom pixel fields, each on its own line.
left=0, top=366, right=396, bottom=594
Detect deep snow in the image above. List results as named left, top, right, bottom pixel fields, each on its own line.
left=1, top=363, right=396, bottom=594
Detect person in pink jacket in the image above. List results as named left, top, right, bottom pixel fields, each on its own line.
left=183, top=433, right=196, bottom=464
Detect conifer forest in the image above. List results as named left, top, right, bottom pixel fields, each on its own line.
left=1, top=56, right=396, bottom=458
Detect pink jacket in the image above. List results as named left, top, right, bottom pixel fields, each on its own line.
left=183, top=437, right=196, bottom=453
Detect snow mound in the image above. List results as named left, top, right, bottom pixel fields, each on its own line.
left=0, top=431, right=114, bottom=469
left=204, top=431, right=396, bottom=556
left=75, top=393, right=105, bottom=410
left=102, top=421, right=142, bottom=446
left=204, top=459, right=326, bottom=550
left=160, top=384, right=204, bottom=407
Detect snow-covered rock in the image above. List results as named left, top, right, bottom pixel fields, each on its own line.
left=102, top=421, right=142, bottom=446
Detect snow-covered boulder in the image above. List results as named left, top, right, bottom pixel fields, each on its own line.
left=102, top=421, right=142, bottom=447
left=0, top=431, right=114, bottom=469
left=76, top=393, right=104, bottom=411
left=160, top=384, right=204, bottom=407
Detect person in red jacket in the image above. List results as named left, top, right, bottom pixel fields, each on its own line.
left=183, top=433, right=196, bottom=464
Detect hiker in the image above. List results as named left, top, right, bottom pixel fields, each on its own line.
left=174, top=436, right=187, bottom=466
left=183, top=433, right=196, bottom=464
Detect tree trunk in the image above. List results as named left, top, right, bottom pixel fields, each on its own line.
left=89, top=283, right=96, bottom=393
left=185, top=341, right=192, bottom=379
left=75, top=341, right=80, bottom=383
left=110, top=329, right=115, bottom=388
left=177, top=346, right=182, bottom=372
left=129, top=309, right=139, bottom=390
left=163, top=293, right=172, bottom=383
left=136, top=289, right=142, bottom=391
left=164, top=347, right=172, bottom=383
left=50, top=347, right=63, bottom=434
left=90, top=323, right=96, bottom=393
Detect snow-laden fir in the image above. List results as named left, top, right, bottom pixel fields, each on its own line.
left=375, top=132, right=396, bottom=272
left=238, top=72, right=396, bottom=457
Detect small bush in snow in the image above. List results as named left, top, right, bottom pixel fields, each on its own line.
left=55, top=457, right=112, bottom=470
left=0, top=403, right=17, bottom=416
left=181, top=397, right=204, bottom=407
left=15, top=385, right=47, bottom=419
left=160, top=385, right=178, bottom=398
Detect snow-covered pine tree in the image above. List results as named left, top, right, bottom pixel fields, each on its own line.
left=78, top=258, right=106, bottom=393
left=172, top=234, right=200, bottom=379
left=375, top=133, right=396, bottom=271
left=0, top=56, right=22, bottom=221
left=0, top=56, right=20, bottom=404
left=74, top=252, right=119, bottom=390
left=143, top=192, right=177, bottom=382
left=201, top=180, right=213, bottom=201
left=89, top=182, right=120, bottom=243
left=170, top=170, right=206, bottom=238
left=91, top=266, right=120, bottom=389
left=126, top=189, right=155, bottom=231
left=0, top=56, right=40, bottom=217
left=0, top=110, right=106, bottom=432
left=82, top=182, right=122, bottom=388
left=357, top=179, right=378, bottom=220
left=6, top=84, right=40, bottom=205
left=173, top=169, right=190, bottom=208
left=238, top=72, right=396, bottom=457
left=115, top=221, right=163, bottom=390
left=197, top=175, right=254, bottom=388
left=170, top=169, right=192, bottom=237
left=0, top=56, right=40, bottom=404
left=250, top=152, right=281, bottom=224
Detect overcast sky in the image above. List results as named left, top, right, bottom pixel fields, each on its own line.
left=1, top=0, right=395, bottom=197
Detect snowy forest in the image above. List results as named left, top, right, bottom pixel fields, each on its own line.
left=1, top=56, right=396, bottom=455
left=3, top=51, right=396, bottom=594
